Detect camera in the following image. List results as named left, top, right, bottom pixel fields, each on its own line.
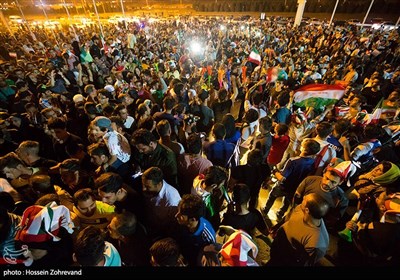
left=184, top=114, right=200, bottom=125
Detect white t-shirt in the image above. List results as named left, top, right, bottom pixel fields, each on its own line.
left=103, top=130, right=131, bottom=163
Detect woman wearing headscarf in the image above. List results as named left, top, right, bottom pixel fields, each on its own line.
left=353, top=161, right=400, bottom=223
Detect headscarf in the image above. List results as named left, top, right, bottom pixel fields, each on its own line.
left=373, top=162, right=400, bottom=185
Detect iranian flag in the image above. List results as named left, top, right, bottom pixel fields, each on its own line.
left=266, top=67, right=288, bottom=83
left=363, top=98, right=384, bottom=125
left=248, top=48, right=261, bottom=65
left=294, top=84, right=345, bottom=110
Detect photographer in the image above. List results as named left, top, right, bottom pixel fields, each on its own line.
left=175, top=102, right=201, bottom=148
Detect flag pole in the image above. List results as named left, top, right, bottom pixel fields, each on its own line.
left=329, top=0, right=339, bottom=27
left=361, top=0, right=374, bottom=31
left=120, top=0, right=127, bottom=29
left=38, top=0, right=59, bottom=47
left=62, top=0, right=78, bottom=41
left=15, top=0, right=35, bottom=41
left=92, top=0, right=105, bottom=46
left=0, top=10, right=16, bottom=39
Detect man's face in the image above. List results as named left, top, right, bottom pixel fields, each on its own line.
left=349, top=97, right=361, bottom=107
left=50, top=128, right=68, bottom=142
left=118, top=109, right=128, bottom=121
left=107, top=218, right=122, bottom=240
left=90, top=154, right=106, bottom=167
left=77, top=197, right=97, bottom=217
left=105, top=77, right=113, bottom=84
left=44, top=110, right=57, bottom=120
left=135, top=142, right=155, bottom=154
left=370, top=164, right=384, bottom=178
left=321, top=171, right=341, bottom=191
left=49, top=50, right=57, bottom=57
left=60, top=169, right=78, bottom=186
left=15, top=70, right=25, bottom=79
left=97, top=94, right=109, bottom=105
left=375, top=191, right=388, bottom=213
left=142, top=178, right=161, bottom=198
left=98, top=189, right=118, bottom=205
left=124, top=96, right=134, bottom=105
left=2, top=167, right=22, bottom=180
left=90, top=125, right=106, bottom=142
left=175, top=208, right=189, bottom=226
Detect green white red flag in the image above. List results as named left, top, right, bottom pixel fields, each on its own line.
left=248, top=48, right=261, bottom=65
left=294, top=84, right=345, bottom=110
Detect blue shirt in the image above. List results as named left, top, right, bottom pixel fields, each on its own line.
left=192, top=217, right=216, bottom=246
left=281, top=156, right=315, bottom=194
left=274, top=107, right=292, bottom=125
left=204, top=140, right=236, bottom=168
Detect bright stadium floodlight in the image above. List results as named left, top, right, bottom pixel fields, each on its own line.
left=190, top=41, right=202, bottom=55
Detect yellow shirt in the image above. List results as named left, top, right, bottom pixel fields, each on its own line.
left=72, top=201, right=116, bottom=231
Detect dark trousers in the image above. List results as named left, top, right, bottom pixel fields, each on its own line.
left=263, top=184, right=294, bottom=218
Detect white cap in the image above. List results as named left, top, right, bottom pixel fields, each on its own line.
left=104, top=85, right=115, bottom=93
left=72, top=94, right=85, bottom=103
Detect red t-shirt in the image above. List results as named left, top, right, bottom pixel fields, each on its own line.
left=267, top=134, right=290, bottom=165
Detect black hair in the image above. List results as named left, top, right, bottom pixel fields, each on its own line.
left=74, top=226, right=106, bottom=266
left=149, top=237, right=182, bottom=266
left=178, top=194, right=205, bottom=220
left=244, top=109, right=259, bottom=123
left=95, top=172, right=124, bottom=193
left=87, top=142, right=110, bottom=157
left=212, top=123, right=226, bottom=140
left=131, top=128, right=157, bottom=146
left=302, top=139, right=320, bottom=156
left=30, top=174, right=55, bottom=195
left=203, top=166, right=228, bottom=187
left=186, top=133, right=202, bottom=154
left=221, top=114, right=236, bottom=139
left=156, top=119, right=171, bottom=137
left=59, top=158, right=80, bottom=171
left=113, top=211, right=138, bottom=236
left=316, top=121, right=333, bottom=138
left=247, top=148, right=263, bottom=166
left=232, top=183, right=251, bottom=206
left=73, top=188, right=96, bottom=206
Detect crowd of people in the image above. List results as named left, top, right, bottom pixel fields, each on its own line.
left=0, top=14, right=399, bottom=267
